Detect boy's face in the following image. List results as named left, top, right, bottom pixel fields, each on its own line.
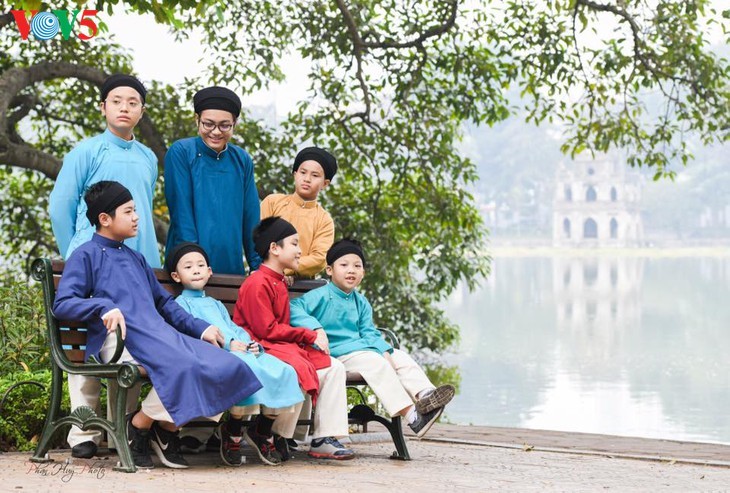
left=197, top=109, right=236, bottom=153
left=100, top=86, right=144, bottom=139
left=98, top=199, right=138, bottom=241
left=293, top=160, right=330, bottom=201
left=326, top=253, right=365, bottom=294
left=271, top=234, right=301, bottom=271
left=170, top=251, right=212, bottom=290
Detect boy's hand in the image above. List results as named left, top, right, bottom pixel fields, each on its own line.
left=313, top=328, right=330, bottom=355
left=284, top=275, right=295, bottom=287
left=230, top=341, right=261, bottom=356
left=230, top=340, right=247, bottom=353
left=101, top=308, right=126, bottom=340
left=202, top=325, right=224, bottom=348
left=247, top=342, right=261, bottom=356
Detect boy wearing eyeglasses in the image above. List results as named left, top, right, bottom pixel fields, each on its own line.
left=49, top=73, right=160, bottom=460
left=164, top=86, right=261, bottom=276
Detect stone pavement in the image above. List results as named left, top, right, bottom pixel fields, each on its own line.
left=2, top=424, right=729, bottom=492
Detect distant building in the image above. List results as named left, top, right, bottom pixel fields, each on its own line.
left=553, top=154, right=643, bottom=247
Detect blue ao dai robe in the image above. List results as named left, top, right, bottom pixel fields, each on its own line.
left=174, top=289, right=304, bottom=409
left=52, top=234, right=262, bottom=426
left=49, top=129, right=161, bottom=266
left=164, top=137, right=261, bottom=275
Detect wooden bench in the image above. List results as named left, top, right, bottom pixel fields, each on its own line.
left=30, top=258, right=410, bottom=472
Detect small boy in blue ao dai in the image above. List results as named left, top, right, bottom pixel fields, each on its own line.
left=167, top=242, right=304, bottom=466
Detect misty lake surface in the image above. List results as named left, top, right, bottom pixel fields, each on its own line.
left=442, top=254, right=730, bottom=444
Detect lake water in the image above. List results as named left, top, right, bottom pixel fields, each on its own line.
left=442, top=254, right=730, bottom=445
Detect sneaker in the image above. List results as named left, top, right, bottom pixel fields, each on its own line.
left=308, top=437, right=355, bottom=460
left=220, top=425, right=245, bottom=467
left=71, top=440, right=97, bottom=459
left=408, top=406, right=444, bottom=438
left=126, top=413, right=154, bottom=469
left=286, top=438, right=300, bottom=451
left=415, top=384, right=455, bottom=415
left=150, top=423, right=189, bottom=469
left=273, top=434, right=292, bottom=462
left=244, top=427, right=282, bottom=466
left=179, top=435, right=206, bottom=454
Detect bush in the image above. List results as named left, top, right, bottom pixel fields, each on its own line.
left=0, top=277, right=48, bottom=374
left=0, top=370, right=69, bottom=452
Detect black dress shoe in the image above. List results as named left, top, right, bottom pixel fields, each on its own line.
left=71, top=440, right=98, bottom=459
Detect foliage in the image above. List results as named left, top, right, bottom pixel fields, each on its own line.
left=2, top=0, right=729, bottom=352
left=0, top=276, right=48, bottom=374
left=0, top=370, right=68, bottom=452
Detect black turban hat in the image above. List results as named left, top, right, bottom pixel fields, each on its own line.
left=253, top=217, right=297, bottom=259
left=84, top=181, right=133, bottom=227
left=165, top=242, right=211, bottom=274
left=326, top=238, right=366, bottom=267
left=193, top=86, right=241, bottom=118
left=101, top=74, right=147, bottom=103
left=293, top=147, right=338, bottom=181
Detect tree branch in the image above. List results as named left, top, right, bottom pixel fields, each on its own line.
left=361, top=0, right=458, bottom=50
left=0, top=60, right=169, bottom=167
left=0, top=12, right=13, bottom=31
left=137, top=113, right=168, bottom=166
left=32, top=109, right=100, bottom=134
left=0, top=60, right=170, bottom=243
left=334, top=0, right=459, bottom=120
left=7, top=94, right=40, bottom=143
left=0, top=138, right=62, bottom=179
left=334, top=0, right=372, bottom=119
left=575, top=0, right=697, bottom=91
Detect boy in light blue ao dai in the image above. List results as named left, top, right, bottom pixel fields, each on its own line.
left=167, top=242, right=304, bottom=466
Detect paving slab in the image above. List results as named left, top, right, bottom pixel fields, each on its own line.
left=2, top=424, right=729, bottom=492
left=425, top=424, right=730, bottom=466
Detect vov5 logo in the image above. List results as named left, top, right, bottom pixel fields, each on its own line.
left=10, top=9, right=100, bottom=41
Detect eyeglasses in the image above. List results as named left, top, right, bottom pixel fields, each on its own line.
left=105, top=98, right=143, bottom=110
left=199, top=120, right=235, bottom=133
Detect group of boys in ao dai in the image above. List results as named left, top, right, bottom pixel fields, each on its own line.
left=49, top=73, right=455, bottom=470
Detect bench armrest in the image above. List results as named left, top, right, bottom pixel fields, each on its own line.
left=87, top=327, right=125, bottom=364
left=379, top=328, right=400, bottom=349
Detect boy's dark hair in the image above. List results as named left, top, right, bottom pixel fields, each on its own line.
left=253, top=216, right=297, bottom=261
left=326, top=238, right=367, bottom=267
left=84, top=181, right=132, bottom=229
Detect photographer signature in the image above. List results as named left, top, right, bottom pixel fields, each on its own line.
left=26, top=460, right=107, bottom=482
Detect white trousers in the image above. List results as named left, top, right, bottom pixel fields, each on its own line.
left=68, top=331, right=204, bottom=445
left=337, top=349, right=434, bottom=417
left=66, top=333, right=145, bottom=447
left=293, top=356, right=349, bottom=440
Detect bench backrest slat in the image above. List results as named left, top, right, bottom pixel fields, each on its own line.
left=40, top=260, right=325, bottom=364
left=65, top=349, right=87, bottom=363
left=59, top=328, right=89, bottom=346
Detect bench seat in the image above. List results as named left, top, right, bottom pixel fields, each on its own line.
left=30, top=258, right=410, bottom=472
